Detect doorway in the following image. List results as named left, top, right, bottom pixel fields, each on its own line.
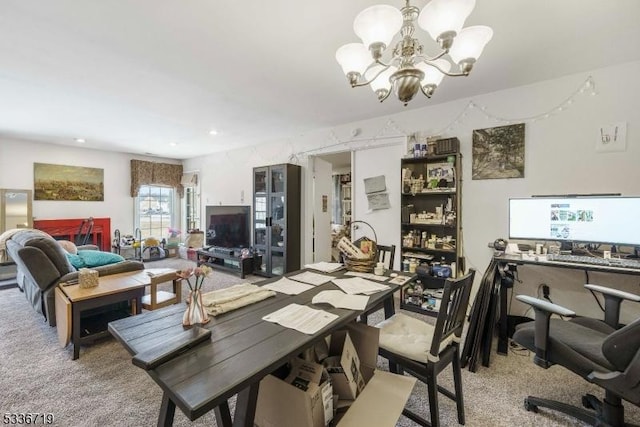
left=311, top=151, right=352, bottom=262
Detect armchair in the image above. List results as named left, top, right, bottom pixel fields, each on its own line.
left=512, top=284, right=640, bottom=426
left=6, top=229, right=144, bottom=326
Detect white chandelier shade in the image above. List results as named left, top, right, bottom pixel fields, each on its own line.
left=335, top=43, right=371, bottom=76
left=417, top=58, right=451, bottom=87
left=418, top=0, right=476, bottom=43
left=336, top=0, right=493, bottom=105
left=448, top=25, right=494, bottom=65
left=366, top=64, right=399, bottom=93
left=353, top=5, right=403, bottom=49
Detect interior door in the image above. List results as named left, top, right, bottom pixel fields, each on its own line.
left=311, top=156, right=333, bottom=262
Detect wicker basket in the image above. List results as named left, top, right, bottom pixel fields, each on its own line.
left=341, top=221, right=378, bottom=273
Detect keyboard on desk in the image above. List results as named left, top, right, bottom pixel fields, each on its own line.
left=547, top=254, right=640, bottom=269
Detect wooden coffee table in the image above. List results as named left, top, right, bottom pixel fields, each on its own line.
left=55, top=271, right=149, bottom=359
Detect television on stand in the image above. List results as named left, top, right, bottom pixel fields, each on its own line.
left=205, top=205, right=251, bottom=251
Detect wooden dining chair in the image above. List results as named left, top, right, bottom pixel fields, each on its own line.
left=376, top=269, right=476, bottom=426
left=377, top=244, right=396, bottom=270
left=359, top=243, right=396, bottom=324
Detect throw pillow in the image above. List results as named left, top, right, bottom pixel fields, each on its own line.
left=76, top=250, right=125, bottom=267
left=65, top=252, right=86, bottom=269
left=58, top=240, right=78, bottom=254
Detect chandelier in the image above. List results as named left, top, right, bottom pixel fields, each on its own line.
left=335, top=0, right=493, bottom=105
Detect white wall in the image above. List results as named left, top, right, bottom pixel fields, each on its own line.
left=2, top=60, right=637, bottom=321
left=0, top=138, right=180, bottom=235
left=184, top=60, right=640, bottom=320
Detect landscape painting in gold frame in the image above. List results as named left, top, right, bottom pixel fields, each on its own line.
left=34, top=163, right=104, bottom=201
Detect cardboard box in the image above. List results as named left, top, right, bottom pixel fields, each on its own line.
left=326, top=330, right=361, bottom=400
left=255, top=323, right=416, bottom=427
left=255, top=359, right=333, bottom=427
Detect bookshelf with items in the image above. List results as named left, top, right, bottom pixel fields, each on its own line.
left=399, top=139, right=463, bottom=315
left=340, top=173, right=351, bottom=225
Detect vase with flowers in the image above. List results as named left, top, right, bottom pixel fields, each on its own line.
left=167, top=227, right=182, bottom=248
left=178, top=265, right=212, bottom=326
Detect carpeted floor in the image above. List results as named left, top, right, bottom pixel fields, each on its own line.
left=1, top=258, right=638, bottom=426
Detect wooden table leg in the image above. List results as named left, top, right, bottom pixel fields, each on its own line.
left=72, top=304, right=81, bottom=360
left=232, top=383, right=260, bottom=427
left=383, top=295, right=395, bottom=319
left=214, top=402, right=232, bottom=427
left=173, top=278, right=182, bottom=304
left=157, top=392, right=176, bottom=427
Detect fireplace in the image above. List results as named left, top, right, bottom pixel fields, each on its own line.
left=33, top=218, right=111, bottom=252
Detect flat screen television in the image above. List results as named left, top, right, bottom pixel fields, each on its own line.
left=509, top=196, right=640, bottom=247
left=205, top=205, right=251, bottom=248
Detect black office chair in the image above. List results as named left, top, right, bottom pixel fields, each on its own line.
left=376, top=269, right=476, bottom=427
left=512, top=284, right=640, bottom=426
left=359, top=244, right=396, bottom=324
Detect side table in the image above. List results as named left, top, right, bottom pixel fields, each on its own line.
left=141, top=268, right=182, bottom=310
left=55, top=271, right=147, bottom=359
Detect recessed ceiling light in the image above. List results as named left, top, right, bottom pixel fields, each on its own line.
left=75, top=138, right=85, bottom=143
left=169, top=142, right=177, bottom=147
left=209, top=129, right=218, bottom=136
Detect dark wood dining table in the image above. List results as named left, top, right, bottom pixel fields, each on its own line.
left=108, top=268, right=408, bottom=427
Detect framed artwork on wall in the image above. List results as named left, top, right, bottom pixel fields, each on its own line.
left=34, top=163, right=104, bottom=201
left=472, top=123, right=525, bottom=180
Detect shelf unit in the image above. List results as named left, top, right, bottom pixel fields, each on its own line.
left=341, top=182, right=352, bottom=225
left=253, top=163, right=301, bottom=277
left=196, top=249, right=260, bottom=279
left=400, top=150, right=463, bottom=314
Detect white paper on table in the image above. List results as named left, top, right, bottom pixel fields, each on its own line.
left=312, top=290, right=369, bottom=310
left=263, top=303, right=338, bottom=335
left=332, top=277, right=389, bottom=295
left=262, top=277, right=314, bottom=295
left=344, top=271, right=390, bottom=282
left=304, top=261, right=345, bottom=273
left=289, top=271, right=336, bottom=286
left=388, top=275, right=413, bottom=286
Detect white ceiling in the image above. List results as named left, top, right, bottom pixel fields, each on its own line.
left=1, top=0, right=639, bottom=160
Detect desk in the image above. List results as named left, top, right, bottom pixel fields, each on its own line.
left=108, top=268, right=405, bottom=427
left=462, top=254, right=640, bottom=372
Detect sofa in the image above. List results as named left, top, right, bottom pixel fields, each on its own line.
left=5, top=229, right=144, bottom=326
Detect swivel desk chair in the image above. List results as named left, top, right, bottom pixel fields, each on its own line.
left=513, top=284, right=640, bottom=426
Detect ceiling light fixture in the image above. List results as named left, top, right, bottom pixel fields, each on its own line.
left=75, top=138, right=86, bottom=143
left=336, top=0, right=492, bottom=106
left=209, top=129, right=219, bottom=136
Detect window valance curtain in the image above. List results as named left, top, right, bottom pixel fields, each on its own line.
left=130, top=160, right=184, bottom=197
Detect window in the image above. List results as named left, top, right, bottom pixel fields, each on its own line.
left=185, top=186, right=199, bottom=231
left=136, top=185, right=175, bottom=240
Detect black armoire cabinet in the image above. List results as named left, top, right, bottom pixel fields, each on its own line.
left=253, top=163, right=301, bottom=276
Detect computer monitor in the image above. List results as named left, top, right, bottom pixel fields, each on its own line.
left=509, top=196, right=640, bottom=247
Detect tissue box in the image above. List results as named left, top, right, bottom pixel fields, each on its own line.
left=78, top=268, right=99, bottom=288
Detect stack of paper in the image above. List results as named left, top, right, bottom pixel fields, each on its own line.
left=263, top=303, right=338, bottom=335
left=332, top=277, right=389, bottom=295
left=304, top=261, right=344, bottom=273
left=262, top=277, right=314, bottom=295
left=289, top=271, right=336, bottom=286
left=345, top=271, right=390, bottom=282
left=312, top=290, right=369, bottom=310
